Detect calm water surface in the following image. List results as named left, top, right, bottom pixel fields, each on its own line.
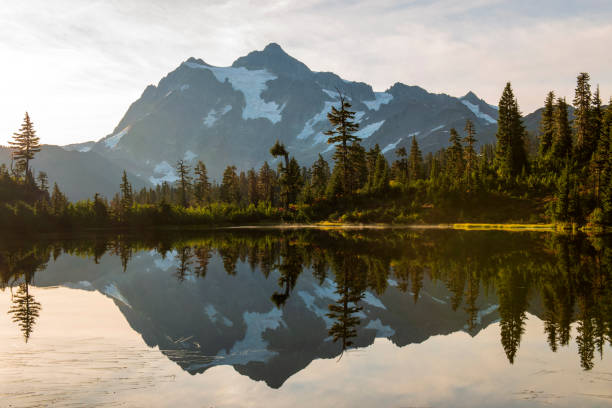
left=1, top=228, right=611, bottom=407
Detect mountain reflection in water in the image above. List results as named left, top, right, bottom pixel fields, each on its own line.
left=0, top=228, right=611, bottom=395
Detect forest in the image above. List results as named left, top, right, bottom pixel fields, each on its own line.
left=1, top=73, right=612, bottom=231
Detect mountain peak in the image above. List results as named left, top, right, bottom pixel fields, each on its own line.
left=232, top=43, right=312, bottom=79
left=263, top=42, right=284, bottom=53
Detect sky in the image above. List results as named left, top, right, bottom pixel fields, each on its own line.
left=1, top=0, right=611, bottom=146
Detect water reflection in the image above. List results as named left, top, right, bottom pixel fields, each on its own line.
left=0, top=229, right=611, bottom=382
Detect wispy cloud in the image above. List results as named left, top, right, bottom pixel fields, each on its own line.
left=1, top=0, right=610, bottom=145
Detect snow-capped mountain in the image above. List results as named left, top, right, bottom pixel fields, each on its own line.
left=84, top=43, right=500, bottom=184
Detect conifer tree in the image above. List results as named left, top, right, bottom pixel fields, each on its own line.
left=394, top=146, right=409, bottom=183
left=448, top=128, right=465, bottom=180
left=37, top=172, right=49, bottom=195
left=247, top=168, right=259, bottom=205
left=408, top=136, right=423, bottom=181
left=311, top=154, right=330, bottom=198
left=552, top=98, right=573, bottom=162
left=494, top=83, right=528, bottom=178
left=119, top=170, right=133, bottom=213
left=175, top=160, right=192, bottom=207
left=324, top=93, right=361, bottom=195
left=573, top=72, right=593, bottom=163
left=220, top=165, right=240, bottom=203
left=463, top=120, right=477, bottom=188
left=51, top=182, right=68, bottom=216
left=9, top=112, right=41, bottom=180
left=257, top=162, right=275, bottom=204
left=539, top=91, right=555, bottom=160
left=193, top=161, right=211, bottom=206
left=270, top=141, right=291, bottom=208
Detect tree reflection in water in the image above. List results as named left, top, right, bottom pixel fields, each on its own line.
left=0, top=229, right=610, bottom=370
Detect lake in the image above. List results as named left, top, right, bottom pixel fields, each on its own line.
left=1, top=228, right=611, bottom=407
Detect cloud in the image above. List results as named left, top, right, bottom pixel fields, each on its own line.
left=0, top=0, right=610, bottom=145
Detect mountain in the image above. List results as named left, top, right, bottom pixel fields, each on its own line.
left=7, top=43, right=553, bottom=199
left=79, top=43, right=503, bottom=183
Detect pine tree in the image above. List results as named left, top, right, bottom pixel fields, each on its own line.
left=324, top=93, right=361, bottom=195
left=37, top=171, right=49, bottom=196
left=220, top=165, right=240, bottom=203
left=175, top=160, right=192, bottom=207
left=408, top=136, right=423, bottom=181
left=448, top=128, right=465, bottom=180
left=270, top=140, right=291, bottom=208
left=9, top=112, right=41, bottom=180
left=552, top=98, right=572, bottom=163
left=119, top=171, right=133, bottom=213
left=247, top=168, right=259, bottom=205
left=394, top=146, right=408, bottom=183
left=311, top=154, right=330, bottom=198
left=51, top=182, right=68, bottom=216
left=257, top=161, right=276, bottom=204
left=463, top=119, right=477, bottom=188
left=193, top=161, right=211, bottom=206
left=494, top=82, right=528, bottom=178
left=539, top=91, right=555, bottom=160
left=590, top=86, right=605, bottom=204
left=573, top=72, right=593, bottom=164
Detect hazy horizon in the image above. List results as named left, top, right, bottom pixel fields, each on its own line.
left=1, top=0, right=611, bottom=146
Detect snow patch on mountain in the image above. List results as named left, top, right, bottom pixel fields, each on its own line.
left=226, top=308, right=285, bottom=363
left=461, top=100, right=497, bottom=124
left=297, top=101, right=338, bottom=140
left=149, top=161, right=178, bottom=185
left=355, top=120, right=385, bottom=139
left=180, top=84, right=190, bottom=91
left=298, top=291, right=334, bottom=328
left=104, top=283, right=131, bottom=308
left=363, top=92, right=393, bottom=111
left=363, top=291, right=386, bottom=309
left=429, top=125, right=445, bottom=133
left=203, top=105, right=232, bottom=127
left=382, top=138, right=402, bottom=154
left=204, top=304, right=234, bottom=327
left=185, top=62, right=284, bottom=124
left=365, top=318, right=395, bottom=337
left=104, top=126, right=130, bottom=149
left=354, top=111, right=366, bottom=122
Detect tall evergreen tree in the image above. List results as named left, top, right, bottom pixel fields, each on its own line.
left=539, top=91, right=556, bottom=160
left=119, top=171, right=133, bottom=213
left=324, top=93, right=361, bottom=195
left=193, top=161, right=211, bottom=206
left=175, top=160, right=192, bottom=207
left=573, top=72, right=593, bottom=163
left=463, top=119, right=478, bottom=188
left=311, top=154, right=330, bottom=198
left=448, top=128, right=465, bottom=180
left=408, top=136, right=423, bottom=181
left=394, top=146, right=409, bottom=183
left=257, top=161, right=276, bottom=204
left=494, top=82, right=528, bottom=178
left=220, top=165, right=240, bottom=203
left=247, top=168, right=259, bottom=205
left=9, top=112, right=41, bottom=180
left=552, top=98, right=573, bottom=162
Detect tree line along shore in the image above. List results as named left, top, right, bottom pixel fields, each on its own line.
left=2, top=73, right=612, bottom=233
